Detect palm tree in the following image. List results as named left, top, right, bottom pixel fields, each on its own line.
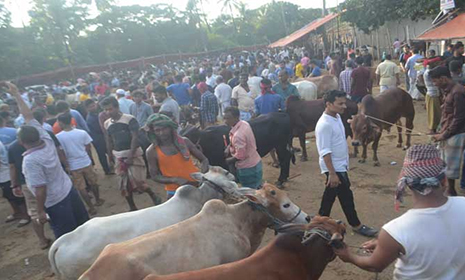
left=188, top=0, right=212, bottom=32
left=218, top=0, right=240, bottom=33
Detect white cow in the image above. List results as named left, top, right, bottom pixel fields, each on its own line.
left=292, top=81, right=318, bottom=101
left=248, top=76, right=263, bottom=98
left=49, top=166, right=240, bottom=279
left=78, top=183, right=310, bottom=280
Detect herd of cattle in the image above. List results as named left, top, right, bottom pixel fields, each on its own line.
left=46, top=74, right=415, bottom=279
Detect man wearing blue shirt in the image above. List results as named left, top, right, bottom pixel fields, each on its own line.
left=275, top=61, right=293, bottom=77
left=166, top=75, right=192, bottom=106
left=272, top=71, right=299, bottom=101
left=254, top=79, right=284, bottom=116
left=309, top=60, right=322, bottom=77
left=0, top=114, right=16, bottom=147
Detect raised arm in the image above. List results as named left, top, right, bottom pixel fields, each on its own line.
left=5, top=82, right=33, bottom=122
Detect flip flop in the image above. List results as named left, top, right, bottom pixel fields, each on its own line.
left=17, top=218, right=31, bottom=228
left=5, top=215, right=17, bottom=223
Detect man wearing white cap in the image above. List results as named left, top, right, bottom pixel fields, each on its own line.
left=116, top=89, right=134, bottom=114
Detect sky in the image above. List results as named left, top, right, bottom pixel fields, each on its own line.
left=5, top=0, right=342, bottom=27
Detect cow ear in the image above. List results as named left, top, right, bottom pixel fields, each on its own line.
left=237, top=187, right=256, bottom=196
left=190, top=172, right=204, bottom=182
left=244, top=193, right=268, bottom=206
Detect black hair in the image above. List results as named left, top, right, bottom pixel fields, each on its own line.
left=55, top=100, right=70, bottom=113
left=33, top=108, right=47, bottom=123
left=349, top=52, right=356, bottom=59
left=46, top=104, right=57, bottom=116
left=57, top=112, right=72, bottom=126
left=449, top=60, right=462, bottom=73
left=429, top=66, right=452, bottom=79
left=412, top=48, right=420, bottom=54
left=18, top=126, right=40, bottom=145
left=174, top=75, right=183, bottom=82
left=455, top=41, right=464, bottom=50
left=99, top=96, right=119, bottom=108
left=84, top=99, right=95, bottom=108
left=224, top=106, right=240, bottom=118
left=355, top=56, right=364, bottom=65
left=153, top=85, right=167, bottom=95
left=323, top=90, right=346, bottom=105
left=132, top=90, right=145, bottom=97
left=385, top=54, right=392, bottom=60
left=260, top=78, right=272, bottom=86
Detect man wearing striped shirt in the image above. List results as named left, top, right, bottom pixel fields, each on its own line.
left=339, top=61, right=353, bottom=95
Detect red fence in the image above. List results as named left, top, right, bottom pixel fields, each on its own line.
left=11, top=44, right=267, bottom=87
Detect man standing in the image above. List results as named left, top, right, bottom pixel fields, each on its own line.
left=219, top=63, right=233, bottom=83
left=129, top=91, right=153, bottom=127
left=423, top=59, right=442, bottom=134
left=393, top=38, right=401, bottom=58
left=445, top=41, right=464, bottom=69
left=84, top=99, right=112, bottom=175
left=205, top=68, right=218, bottom=89
left=0, top=114, right=16, bottom=147
left=228, top=71, right=240, bottom=89
left=100, top=96, right=161, bottom=210
left=116, top=89, right=134, bottom=114
left=315, top=90, right=377, bottom=237
left=405, top=48, right=424, bottom=100
left=224, top=107, right=262, bottom=189
left=53, top=101, right=89, bottom=134
left=308, top=60, right=322, bottom=77
left=430, top=66, right=465, bottom=196
left=57, top=113, right=104, bottom=216
left=231, top=73, right=255, bottom=121
left=153, top=85, right=180, bottom=124
left=335, top=145, right=465, bottom=279
left=272, top=70, right=299, bottom=101
left=350, top=57, right=372, bottom=103
left=7, top=82, right=89, bottom=238
left=339, top=61, right=354, bottom=94
left=214, top=76, right=232, bottom=116
left=167, top=75, right=192, bottom=106
left=198, top=82, right=219, bottom=128
left=399, top=45, right=412, bottom=91
left=375, top=54, right=400, bottom=93
left=145, top=114, right=209, bottom=199
left=254, top=79, right=284, bottom=116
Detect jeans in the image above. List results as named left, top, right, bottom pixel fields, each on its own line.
left=92, top=134, right=110, bottom=174
left=318, top=172, right=361, bottom=227
left=405, top=72, right=410, bottom=91
left=45, top=187, right=89, bottom=238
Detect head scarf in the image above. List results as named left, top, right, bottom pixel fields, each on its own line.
left=144, top=114, right=190, bottom=160
left=395, top=144, right=446, bottom=210
left=260, top=78, right=274, bottom=95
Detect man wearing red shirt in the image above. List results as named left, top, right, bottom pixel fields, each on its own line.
left=95, top=81, right=109, bottom=96
left=349, top=57, right=372, bottom=103
left=400, top=45, right=413, bottom=91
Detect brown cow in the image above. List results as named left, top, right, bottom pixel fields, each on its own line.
left=295, top=75, right=339, bottom=98
left=143, top=216, right=346, bottom=280
left=348, top=88, right=415, bottom=166
left=286, top=95, right=358, bottom=161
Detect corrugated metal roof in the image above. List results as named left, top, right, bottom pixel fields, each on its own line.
left=269, top=13, right=339, bottom=48
left=416, top=13, right=465, bottom=41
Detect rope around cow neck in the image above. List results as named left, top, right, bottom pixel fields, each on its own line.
left=364, top=114, right=430, bottom=139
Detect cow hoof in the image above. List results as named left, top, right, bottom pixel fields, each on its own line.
left=358, top=159, right=366, bottom=164
left=300, top=156, right=308, bottom=162
left=403, top=146, right=410, bottom=151
left=396, top=143, right=402, bottom=148
left=373, top=161, right=381, bottom=167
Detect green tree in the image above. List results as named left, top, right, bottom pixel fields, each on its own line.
left=218, top=0, right=240, bottom=33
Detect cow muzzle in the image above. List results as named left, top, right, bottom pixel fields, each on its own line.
left=351, top=140, right=361, bottom=147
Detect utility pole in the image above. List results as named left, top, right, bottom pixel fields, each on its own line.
left=322, top=0, right=326, bottom=17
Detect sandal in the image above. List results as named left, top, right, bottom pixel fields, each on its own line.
left=17, top=218, right=31, bottom=228
left=5, top=215, right=17, bottom=223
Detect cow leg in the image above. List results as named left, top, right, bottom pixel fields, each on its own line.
left=396, top=120, right=403, bottom=148
left=352, top=145, right=359, bottom=158
left=358, top=144, right=368, bottom=163
left=372, top=134, right=382, bottom=167
left=276, top=145, right=291, bottom=188
left=405, top=117, right=414, bottom=150
left=299, top=134, right=308, bottom=161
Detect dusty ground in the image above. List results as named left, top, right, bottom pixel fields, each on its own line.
left=0, top=86, right=445, bottom=280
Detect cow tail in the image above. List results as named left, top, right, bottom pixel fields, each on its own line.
left=48, top=242, right=61, bottom=277
left=288, top=144, right=296, bottom=165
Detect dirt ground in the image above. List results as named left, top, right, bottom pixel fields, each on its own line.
left=0, top=86, right=445, bottom=280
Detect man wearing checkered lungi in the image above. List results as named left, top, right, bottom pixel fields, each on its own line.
left=430, top=66, right=465, bottom=196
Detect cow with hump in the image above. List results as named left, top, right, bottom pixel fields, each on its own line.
left=143, top=216, right=346, bottom=280
left=78, top=183, right=310, bottom=280
left=49, top=166, right=241, bottom=280
left=348, top=88, right=415, bottom=166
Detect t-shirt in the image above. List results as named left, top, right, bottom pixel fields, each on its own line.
left=383, top=197, right=465, bottom=280
left=22, top=120, right=72, bottom=208
left=0, top=142, right=9, bottom=183
left=254, top=93, right=284, bottom=115
left=350, top=66, right=371, bottom=96
left=376, top=60, right=400, bottom=87
left=311, top=66, right=322, bottom=77
left=52, top=118, right=78, bottom=134
left=104, top=114, right=139, bottom=152
left=8, top=140, right=26, bottom=185
left=232, top=85, right=255, bottom=113
left=0, top=127, right=17, bottom=147
left=167, top=83, right=191, bottom=105
left=159, top=97, right=180, bottom=123
left=56, top=129, right=93, bottom=171
left=272, top=83, right=299, bottom=100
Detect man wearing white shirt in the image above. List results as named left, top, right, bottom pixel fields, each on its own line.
left=214, top=76, right=232, bottom=116
left=56, top=112, right=104, bottom=215
left=315, top=90, right=377, bottom=237
left=116, top=89, right=134, bottom=114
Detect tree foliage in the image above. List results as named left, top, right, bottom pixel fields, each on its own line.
left=0, top=0, right=321, bottom=80
left=341, top=0, right=465, bottom=33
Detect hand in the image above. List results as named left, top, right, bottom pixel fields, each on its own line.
left=361, top=239, right=378, bottom=253
left=38, top=211, right=48, bottom=224
left=333, top=243, right=353, bottom=263
left=125, top=157, right=134, bottom=165
left=430, top=134, right=442, bottom=142
left=4, top=81, right=19, bottom=95
left=327, top=173, right=341, bottom=188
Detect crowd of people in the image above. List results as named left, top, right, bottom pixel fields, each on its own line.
left=1, top=40, right=465, bottom=279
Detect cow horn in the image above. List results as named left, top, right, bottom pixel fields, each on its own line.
left=347, top=118, right=352, bottom=124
